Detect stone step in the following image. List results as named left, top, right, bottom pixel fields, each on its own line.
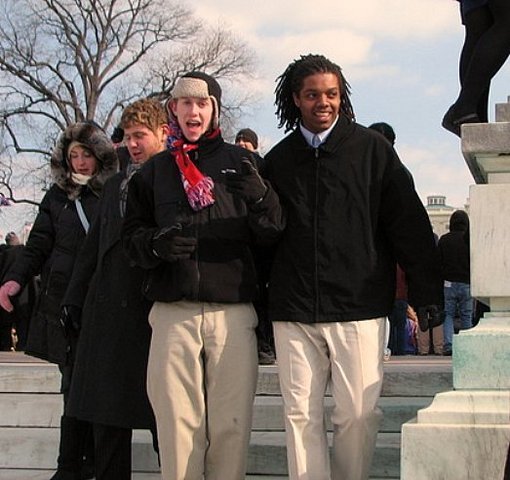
left=248, top=431, right=400, bottom=478
left=0, top=472, right=396, bottom=480
left=0, top=471, right=163, bottom=480
left=0, top=393, right=62, bottom=428
left=0, top=393, right=431, bottom=433
left=252, top=395, right=430, bottom=433
left=0, top=354, right=453, bottom=397
left=0, top=428, right=158, bottom=471
left=0, top=362, right=60, bottom=393
left=257, top=358, right=452, bottom=397
left=0, top=428, right=399, bottom=478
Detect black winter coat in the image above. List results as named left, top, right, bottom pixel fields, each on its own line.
left=122, top=134, right=284, bottom=303
left=2, top=122, right=118, bottom=365
left=6, top=185, right=100, bottom=364
left=265, top=116, right=443, bottom=324
left=64, top=172, right=155, bottom=429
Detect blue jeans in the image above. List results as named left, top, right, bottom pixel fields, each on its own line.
left=443, top=282, right=473, bottom=351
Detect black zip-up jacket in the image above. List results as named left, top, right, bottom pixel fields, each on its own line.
left=122, top=134, right=284, bottom=303
left=265, top=116, right=443, bottom=324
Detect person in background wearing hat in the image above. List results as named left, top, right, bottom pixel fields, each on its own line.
left=122, top=71, right=284, bottom=480
left=235, top=127, right=259, bottom=153
left=0, top=122, right=118, bottom=480
left=235, top=128, right=276, bottom=365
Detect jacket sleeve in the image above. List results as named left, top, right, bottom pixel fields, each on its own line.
left=246, top=182, right=286, bottom=247
left=121, top=171, right=161, bottom=269
left=380, top=163, right=443, bottom=309
left=4, top=190, right=56, bottom=287
left=62, top=212, right=100, bottom=308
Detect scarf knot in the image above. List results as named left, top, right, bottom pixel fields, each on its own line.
left=168, top=120, right=216, bottom=211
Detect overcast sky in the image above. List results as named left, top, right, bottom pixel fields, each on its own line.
left=195, top=0, right=510, bottom=209
left=2, top=0, right=510, bottom=236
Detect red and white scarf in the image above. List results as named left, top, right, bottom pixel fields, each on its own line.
left=167, top=119, right=216, bottom=211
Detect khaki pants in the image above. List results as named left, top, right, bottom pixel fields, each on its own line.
left=273, top=318, right=386, bottom=480
left=147, top=301, right=258, bottom=480
left=416, top=325, right=444, bottom=355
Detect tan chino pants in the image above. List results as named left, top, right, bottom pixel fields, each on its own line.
left=274, top=317, right=386, bottom=480
left=147, top=301, right=258, bottom=480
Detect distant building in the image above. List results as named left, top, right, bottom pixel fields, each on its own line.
left=425, top=195, right=468, bottom=237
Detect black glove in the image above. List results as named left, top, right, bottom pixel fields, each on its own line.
left=59, top=305, right=82, bottom=337
left=416, top=305, right=445, bottom=332
left=225, top=158, right=268, bottom=205
left=152, top=224, right=197, bottom=262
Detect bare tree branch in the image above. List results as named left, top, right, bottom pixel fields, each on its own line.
left=0, top=0, right=257, bottom=207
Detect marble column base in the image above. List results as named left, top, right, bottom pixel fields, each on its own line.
left=453, top=313, right=510, bottom=389
left=401, top=390, right=510, bottom=479
left=402, top=421, right=510, bottom=480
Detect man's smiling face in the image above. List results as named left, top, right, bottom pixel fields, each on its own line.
left=293, top=72, right=341, bottom=133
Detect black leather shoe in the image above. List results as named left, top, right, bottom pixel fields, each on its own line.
left=442, top=106, right=480, bottom=137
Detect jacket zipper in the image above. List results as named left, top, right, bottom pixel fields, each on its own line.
left=193, top=213, right=200, bottom=299
left=313, top=147, right=320, bottom=322
left=191, top=149, right=201, bottom=299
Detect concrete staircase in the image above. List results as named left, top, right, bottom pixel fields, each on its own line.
left=0, top=352, right=452, bottom=479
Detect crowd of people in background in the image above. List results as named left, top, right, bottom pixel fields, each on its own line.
left=0, top=48, right=497, bottom=480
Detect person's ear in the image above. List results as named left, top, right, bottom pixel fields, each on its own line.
left=159, top=124, right=170, bottom=144
left=169, top=99, right=178, bottom=116
left=293, top=92, right=301, bottom=108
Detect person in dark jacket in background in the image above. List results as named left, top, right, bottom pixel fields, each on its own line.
left=0, top=122, right=117, bottom=480
left=438, top=209, right=472, bottom=355
left=235, top=127, right=276, bottom=365
left=0, top=233, right=37, bottom=351
left=264, top=54, right=443, bottom=480
left=62, top=99, right=169, bottom=479
left=122, top=72, right=284, bottom=480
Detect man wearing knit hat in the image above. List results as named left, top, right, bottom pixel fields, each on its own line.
left=235, top=128, right=259, bottom=152
left=122, top=72, right=284, bottom=480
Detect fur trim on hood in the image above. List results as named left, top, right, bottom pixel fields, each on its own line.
left=51, top=122, right=118, bottom=200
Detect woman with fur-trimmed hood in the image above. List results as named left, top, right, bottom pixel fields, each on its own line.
left=0, top=121, right=117, bottom=480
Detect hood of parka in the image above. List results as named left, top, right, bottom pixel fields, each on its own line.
left=51, top=122, right=119, bottom=200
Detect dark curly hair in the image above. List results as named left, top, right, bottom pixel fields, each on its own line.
left=274, top=54, right=355, bottom=132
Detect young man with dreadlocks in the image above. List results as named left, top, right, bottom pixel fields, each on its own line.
left=121, top=72, right=284, bottom=480
left=264, top=54, right=444, bottom=480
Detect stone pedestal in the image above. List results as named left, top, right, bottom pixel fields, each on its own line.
left=401, top=97, right=510, bottom=479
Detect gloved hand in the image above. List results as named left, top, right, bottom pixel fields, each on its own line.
left=225, top=158, right=268, bottom=205
left=416, top=305, right=445, bottom=332
left=0, top=280, right=21, bottom=312
left=152, top=224, right=197, bottom=262
left=59, top=305, right=82, bottom=337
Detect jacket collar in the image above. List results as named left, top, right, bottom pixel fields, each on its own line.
left=290, top=114, right=356, bottom=163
